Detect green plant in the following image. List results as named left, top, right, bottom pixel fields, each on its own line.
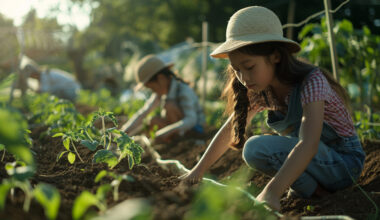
left=91, top=109, right=118, bottom=149
left=185, top=168, right=278, bottom=220
left=84, top=110, right=144, bottom=169
left=354, top=111, right=380, bottom=141
left=299, top=18, right=380, bottom=113
left=0, top=106, right=34, bottom=165
left=26, top=94, right=85, bottom=136
left=72, top=185, right=111, bottom=220
left=95, top=170, right=135, bottom=201
left=53, top=131, right=85, bottom=164
left=0, top=162, right=60, bottom=220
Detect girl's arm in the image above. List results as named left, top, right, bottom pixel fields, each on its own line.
left=181, top=109, right=256, bottom=182
left=121, top=94, right=160, bottom=135
left=257, top=101, right=324, bottom=209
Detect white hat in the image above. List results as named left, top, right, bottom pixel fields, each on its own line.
left=210, top=6, right=301, bottom=58
left=134, top=54, right=173, bottom=91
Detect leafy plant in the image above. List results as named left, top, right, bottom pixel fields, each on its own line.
left=0, top=162, right=60, bottom=220
left=53, top=131, right=85, bottom=164
left=72, top=185, right=111, bottom=220
left=185, top=168, right=278, bottom=220
left=0, top=106, right=34, bottom=165
left=83, top=110, right=144, bottom=169
left=95, top=170, right=135, bottom=201
left=26, top=94, right=85, bottom=136
left=91, top=109, right=118, bottom=149
left=299, top=18, right=380, bottom=114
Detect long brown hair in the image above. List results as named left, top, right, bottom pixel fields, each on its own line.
left=222, top=42, right=350, bottom=150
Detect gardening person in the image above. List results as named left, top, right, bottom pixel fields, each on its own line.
left=20, top=56, right=81, bottom=101
left=121, top=54, right=205, bottom=143
left=180, top=6, right=365, bottom=211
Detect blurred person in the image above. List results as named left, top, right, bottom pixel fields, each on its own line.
left=121, top=54, right=205, bottom=143
left=20, top=56, right=81, bottom=101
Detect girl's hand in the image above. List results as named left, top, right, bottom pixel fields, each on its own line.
left=179, top=168, right=204, bottom=184
left=256, top=188, right=281, bottom=211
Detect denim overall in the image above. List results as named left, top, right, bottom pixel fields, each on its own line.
left=242, top=80, right=366, bottom=197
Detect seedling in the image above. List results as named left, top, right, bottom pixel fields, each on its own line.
left=72, top=184, right=111, bottom=220
left=91, top=109, right=118, bottom=149
left=53, top=131, right=84, bottom=164
left=92, top=132, right=143, bottom=169
left=95, top=170, right=135, bottom=201
left=0, top=162, right=61, bottom=220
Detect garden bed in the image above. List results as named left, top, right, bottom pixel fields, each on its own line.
left=0, top=121, right=379, bottom=219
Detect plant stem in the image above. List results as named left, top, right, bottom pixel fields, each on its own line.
left=84, top=129, right=94, bottom=142
left=1, top=150, right=5, bottom=161
left=113, top=185, right=119, bottom=201
left=23, top=191, right=32, bottom=212
left=71, top=140, right=84, bottom=163
left=107, top=133, right=112, bottom=150
left=102, top=116, right=106, bottom=148
left=20, top=182, right=33, bottom=212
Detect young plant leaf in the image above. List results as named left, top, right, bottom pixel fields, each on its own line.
left=80, top=140, right=98, bottom=151
left=67, top=152, right=76, bottom=164
left=93, top=150, right=118, bottom=169
left=63, top=138, right=70, bottom=151
left=5, top=161, right=35, bottom=181
left=34, top=183, right=61, bottom=220
left=95, top=170, right=108, bottom=183
left=0, top=181, right=12, bottom=210
left=57, top=151, right=68, bottom=162
left=96, top=184, right=112, bottom=201
left=72, top=191, right=100, bottom=220
left=52, top=133, right=64, bottom=138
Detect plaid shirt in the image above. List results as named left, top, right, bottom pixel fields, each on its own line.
left=300, top=68, right=356, bottom=136
left=250, top=68, right=356, bottom=137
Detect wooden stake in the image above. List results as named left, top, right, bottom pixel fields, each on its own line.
left=324, top=0, right=340, bottom=81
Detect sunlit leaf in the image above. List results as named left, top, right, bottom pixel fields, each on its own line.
left=95, top=170, right=108, bottom=183
left=63, top=138, right=70, bottom=151
left=34, top=183, right=61, bottom=220
left=72, top=191, right=100, bottom=220
left=93, top=150, right=118, bottom=169
left=0, top=181, right=12, bottom=210
left=68, top=152, right=76, bottom=164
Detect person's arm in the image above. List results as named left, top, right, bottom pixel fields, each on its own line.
left=181, top=109, right=256, bottom=183
left=155, top=86, right=198, bottom=139
left=257, top=101, right=324, bottom=210
left=121, top=94, right=160, bottom=136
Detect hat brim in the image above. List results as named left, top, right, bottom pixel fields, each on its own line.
left=210, top=34, right=301, bottom=59
left=133, top=63, right=174, bottom=92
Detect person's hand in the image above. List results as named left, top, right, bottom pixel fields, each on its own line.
left=256, top=188, right=281, bottom=211
left=179, top=168, right=204, bottom=184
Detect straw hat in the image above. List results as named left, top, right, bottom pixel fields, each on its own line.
left=210, top=6, right=301, bottom=58
left=134, top=54, right=173, bottom=91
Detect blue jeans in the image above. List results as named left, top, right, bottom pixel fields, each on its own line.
left=242, top=135, right=365, bottom=198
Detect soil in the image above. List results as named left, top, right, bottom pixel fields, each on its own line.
left=0, top=114, right=379, bottom=219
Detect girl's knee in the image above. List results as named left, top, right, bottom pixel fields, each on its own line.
left=242, top=135, right=272, bottom=169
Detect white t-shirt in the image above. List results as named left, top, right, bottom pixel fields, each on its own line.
left=39, top=69, right=81, bottom=100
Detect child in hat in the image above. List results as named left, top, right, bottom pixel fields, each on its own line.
left=121, top=54, right=205, bottom=143
left=181, top=6, right=365, bottom=211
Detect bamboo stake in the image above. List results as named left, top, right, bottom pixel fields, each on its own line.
left=323, top=0, right=340, bottom=81
left=201, top=21, right=208, bottom=108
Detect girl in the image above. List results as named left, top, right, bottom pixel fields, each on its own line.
left=122, top=54, right=205, bottom=143
left=181, top=6, right=365, bottom=211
